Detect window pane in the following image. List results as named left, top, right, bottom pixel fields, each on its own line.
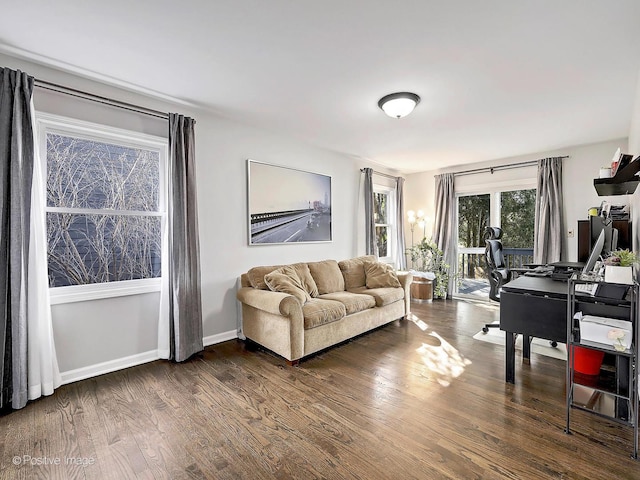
left=374, top=192, right=388, bottom=224
left=500, top=189, right=535, bottom=248
left=457, top=194, right=490, bottom=247
left=375, top=226, right=388, bottom=257
left=46, top=133, right=160, bottom=211
left=46, top=213, right=161, bottom=287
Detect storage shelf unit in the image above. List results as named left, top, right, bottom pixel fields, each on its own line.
left=566, top=275, right=639, bottom=459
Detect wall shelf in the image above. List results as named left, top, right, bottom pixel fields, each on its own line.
left=593, top=178, right=639, bottom=196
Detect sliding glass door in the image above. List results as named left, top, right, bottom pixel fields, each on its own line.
left=457, top=194, right=490, bottom=297
left=456, top=188, right=535, bottom=298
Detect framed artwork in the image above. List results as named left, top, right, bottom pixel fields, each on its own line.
left=247, top=160, right=332, bottom=245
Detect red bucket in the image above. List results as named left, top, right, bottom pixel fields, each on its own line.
left=570, top=346, right=605, bottom=375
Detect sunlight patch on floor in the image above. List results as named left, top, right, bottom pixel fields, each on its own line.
left=456, top=297, right=500, bottom=312
left=416, top=331, right=472, bottom=387
left=406, top=312, right=428, bottom=330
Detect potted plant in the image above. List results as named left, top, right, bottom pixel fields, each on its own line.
left=603, top=249, right=638, bottom=267
left=406, top=238, right=452, bottom=299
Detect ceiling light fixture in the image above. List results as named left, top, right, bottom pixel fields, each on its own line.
left=378, top=92, right=421, bottom=119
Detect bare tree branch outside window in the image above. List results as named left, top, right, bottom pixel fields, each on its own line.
left=45, top=133, right=162, bottom=287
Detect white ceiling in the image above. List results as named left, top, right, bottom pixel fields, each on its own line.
left=2, top=1, right=640, bottom=173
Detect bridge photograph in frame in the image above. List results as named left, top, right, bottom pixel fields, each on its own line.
left=247, top=160, right=332, bottom=245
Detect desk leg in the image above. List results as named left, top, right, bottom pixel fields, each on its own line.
left=522, top=335, right=531, bottom=365
left=506, top=332, right=516, bottom=384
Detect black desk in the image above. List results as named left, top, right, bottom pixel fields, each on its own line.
left=500, top=275, right=632, bottom=385
left=500, top=276, right=568, bottom=384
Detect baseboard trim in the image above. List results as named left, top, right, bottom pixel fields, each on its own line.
left=60, top=350, right=160, bottom=385
left=60, top=330, right=238, bottom=385
left=203, top=329, right=237, bottom=347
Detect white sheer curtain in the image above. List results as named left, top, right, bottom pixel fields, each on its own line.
left=28, top=98, right=62, bottom=399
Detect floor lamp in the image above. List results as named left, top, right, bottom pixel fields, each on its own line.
left=407, top=210, right=426, bottom=268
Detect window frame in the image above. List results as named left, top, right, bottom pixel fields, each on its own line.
left=455, top=178, right=537, bottom=297
left=373, top=184, right=396, bottom=263
left=36, top=112, right=168, bottom=305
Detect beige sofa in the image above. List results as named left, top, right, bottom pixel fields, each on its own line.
left=236, top=256, right=412, bottom=364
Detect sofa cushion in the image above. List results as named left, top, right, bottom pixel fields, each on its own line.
left=348, top=286, right=404, bottom=307
left=364, top=261, right=401, bottom=289
left=247, top=265, right=282, bottom=290
left=291, top=262, right=319, bottom=298
left=264, top=266, right=311, bottom=305
left=302, top=298, right=346, bottom=329
left=338, top=255, right=376, bottom=289
left=308, top=260, right=345, bottom=294
left=318, top=292, right=376, bottom=315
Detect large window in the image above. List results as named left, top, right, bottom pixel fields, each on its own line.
left=373, top=185, right=396, bottom=262
left=37, top=114, right=167, bottom=303
left=499, top=189, right=536, bottom=248
left=457, top=187, right=535, bottom=297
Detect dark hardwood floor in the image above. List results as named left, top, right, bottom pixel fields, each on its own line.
left=2, top=299, right=639, bottom=479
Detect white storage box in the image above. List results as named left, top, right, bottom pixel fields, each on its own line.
left=579, top=315, right=632, bottom=349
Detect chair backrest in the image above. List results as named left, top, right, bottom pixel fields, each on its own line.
left=484, top=227, right=506, bottom=270
left=484, top=226, right=508, bottom=302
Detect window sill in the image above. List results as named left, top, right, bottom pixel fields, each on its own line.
left=49, top=278, right=162, bottom=305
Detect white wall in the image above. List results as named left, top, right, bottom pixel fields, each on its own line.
left=629, top=71, right=640, bottom=156
left=405, top=138, right=628, bottom=263
left=2, top=53, right=391, bottom=380
left=628, top=70, right=640, bottom=252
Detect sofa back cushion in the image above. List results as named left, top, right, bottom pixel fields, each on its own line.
left=264, top=266, right=311, bottom=305
left=364, top=261, right=401, bottom=289
left=307, top=260, right=345, bottom=294
left=290, top=262, right=319, bottom=298
left=338, top=255, right=376, bottom=289
left=247, top=265, right=282, bottom=290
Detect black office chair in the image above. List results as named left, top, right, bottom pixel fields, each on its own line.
left=482, top=227, right=557, bottom=347
left=483, top=227, right=511, bottom=332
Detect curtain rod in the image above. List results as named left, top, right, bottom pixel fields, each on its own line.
left=453, top=156, right=569, bottom=177
left=360, top=168, right=399, bottom=180
left=34, top=79, right=169, bottom=120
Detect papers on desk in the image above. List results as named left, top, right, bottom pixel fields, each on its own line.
left=574, top=283, right=598, bottom=296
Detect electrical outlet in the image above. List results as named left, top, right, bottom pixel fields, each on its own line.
left=567, top=229, right=574, bottom=238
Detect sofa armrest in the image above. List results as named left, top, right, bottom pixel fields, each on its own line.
left=396, top=272, right=413, bottom=316
left=236, top=287, right=305, bottom=361
left=237, top=287, right=293, bottom=316
left=397, top=272, right=413, bottom=290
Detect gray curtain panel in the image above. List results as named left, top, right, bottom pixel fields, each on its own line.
left=363, top=167, right=376, bottom=256
left=395, top=176, right=407, bottom=270
left=0, top=68, right=35, bottom=409
left=534, top=157, right=564, bottom=264
left=433, top=173, right=456, bottom=297
left=167, top=113, right=203, bottom=362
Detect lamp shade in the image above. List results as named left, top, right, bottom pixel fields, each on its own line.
left=378, top=92, right=420, bottom=118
